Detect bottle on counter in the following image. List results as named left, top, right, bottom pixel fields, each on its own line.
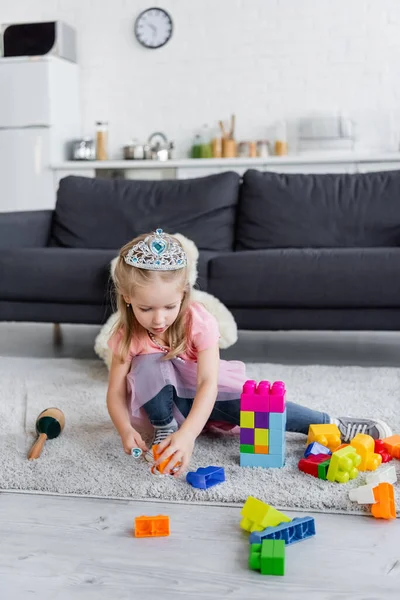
left=199, top=124, right=213, bottom=158
left=191, top=134, right=202, bottom=158
left=274, top=120, right=288, bottom=156
left=96, top=121, right=109, bottom=160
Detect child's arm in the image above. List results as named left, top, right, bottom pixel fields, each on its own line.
left=106, top=354, right=148, bottom=453
left=180, top=343, right=220, bottom=438
left=156, top=343, right=220, bottom=475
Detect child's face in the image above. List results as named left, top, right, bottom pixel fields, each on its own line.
left=126, top=278, right=184, bottom=336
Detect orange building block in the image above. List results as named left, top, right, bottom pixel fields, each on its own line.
left=152, top=444, right=182, bottom=475
left=134, top=515, right=170, bottom=537
left=307, top=424, right=341, bottom=452
left=350, top=434, right=382, bottom=471
left=382, top=435, right=400, bottom=459
left=255, top=445, right=269, bottom=454
left=371, top=483, right=396, bottom=520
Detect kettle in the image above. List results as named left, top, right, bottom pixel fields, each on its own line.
left=148, top=132, right=174, bottom=161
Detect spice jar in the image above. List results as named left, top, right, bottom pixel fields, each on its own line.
left=96, top=121, right=109, bottom=160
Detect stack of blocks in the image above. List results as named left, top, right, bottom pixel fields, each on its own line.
left=240, top=379, right=286, bottom=468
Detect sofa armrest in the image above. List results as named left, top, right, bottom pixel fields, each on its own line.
left=0, top=210, right=53, bottom=248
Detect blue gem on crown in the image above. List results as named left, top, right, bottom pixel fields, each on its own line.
left=124, top=228, right=187, bottom=271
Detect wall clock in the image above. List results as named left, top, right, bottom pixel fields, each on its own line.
left=134, top=8, right=173, bottom=49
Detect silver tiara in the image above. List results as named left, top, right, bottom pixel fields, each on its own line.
left=124, top=229, right=187, bottom=271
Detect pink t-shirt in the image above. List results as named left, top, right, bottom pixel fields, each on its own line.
left=107, top=301, right=220, bottom=362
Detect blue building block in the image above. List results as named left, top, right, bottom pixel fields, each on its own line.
left=269, top=409, right=287, bottom=431
left=249, top=516, right=316, bottom=545
left=186, top=466, right=225, bottom=489
left=268, top=429, right=285, bottom=454
left=304, top=442, right=331, bottom=458
left=240, top=453, right=285, bottom=468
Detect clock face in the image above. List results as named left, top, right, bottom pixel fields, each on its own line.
left=134, top=8, right=173, bottom=49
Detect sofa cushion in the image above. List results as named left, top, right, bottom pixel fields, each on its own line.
left=208, top=248, right=400, bottom=308
left=0, top=248, right=215, bottom=304
left=237, top=169, right=400, bottom=249
left=50, top=172, right=240, bottom=251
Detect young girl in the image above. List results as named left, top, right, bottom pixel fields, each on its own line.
left=106, top=229, right=392, bottom=477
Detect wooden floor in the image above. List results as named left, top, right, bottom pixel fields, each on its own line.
left=1, top=323, right=400, bottom=598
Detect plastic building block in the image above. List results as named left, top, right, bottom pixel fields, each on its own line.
left=366, top=465, right=397, bottom=486
left=240, top=411, right=255, bottom=429
left=240, top=428, right=255, bottom=445
left=249, top=539, right=285, bottom=576
left=269, top=410, right=287, bottom=431
left=298, top=453, right=331, bottom=478
left=255, top=412, right=269, bottom=428
left=350, top=434, right=382, bottom=471
left=254, top=445, right=269, bottom=454
left=326, top=446, right=361, bottom=483
left=254, top=428, right=269, bottom=446
left=240, top=380, right=270, bottom=412
left=134, top=515, right=170, bottom=537
left=268, top=424, right=286, bottom=454
left=317, top=459, right=331, bottom=480
left=249, top=516, right=316, bottom=545
left=382, top=435, right=400, bottom=459
left=371, top=483, right=396, bottom=520
left=240, top=496, right=291, bottom=533
left=240, top=444, right=254, bottom=454
left=307, top=424, right=341, bottom=452
left=269, top=382, right=286, bottom=413
left=304, top=442, right=332, bottom=458
left=348, top=484, right=376, bottom=504
left=152, top=444, right=181, bottom=474
left=241, top=453, right=285, bottom=468
left=374, top=440, right=393, bottom=463
left=186, top=466, right=225, bottom=489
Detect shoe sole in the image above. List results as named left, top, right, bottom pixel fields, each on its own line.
left=373, top=419, right=393, bottom=440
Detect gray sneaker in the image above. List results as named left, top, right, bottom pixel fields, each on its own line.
left=334, top=417, right=392, bottom=443
left=145, top=419, right=178, bottom=463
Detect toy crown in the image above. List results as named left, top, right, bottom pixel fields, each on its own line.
left=124, top=229, right=187, bottom=271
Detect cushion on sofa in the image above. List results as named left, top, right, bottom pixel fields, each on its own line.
left=236, top=169, right=400, bottom=249
left=0, top=248, right=216, bottom=304
left=50, top=173, right=240, bottom=251
left=208, top=248, right=400, bottom=308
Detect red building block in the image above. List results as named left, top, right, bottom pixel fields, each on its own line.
left=298, top=454, right=330, bottom=478
left=382, top=435, right=400, bottom=460
left=374, top=440, right=393, bottom=463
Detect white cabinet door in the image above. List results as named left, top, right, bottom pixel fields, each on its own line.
left=357, top=162, right=400, bottom=173
left=0, top=59, right=51, bottom=127
left=264, top=163, right=357, bottom=174
left=0, top=128, right=54, bottom=211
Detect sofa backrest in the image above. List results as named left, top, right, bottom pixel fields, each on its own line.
left=50, top=172, right=240, bottom=251
left=236, top=169, right=400, bottom=249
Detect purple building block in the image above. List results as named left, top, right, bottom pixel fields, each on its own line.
left=240, top=428, right=255, bottom=445
left=255, top=412, right=269, bottom=429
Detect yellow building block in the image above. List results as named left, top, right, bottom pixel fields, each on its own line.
left=307, top=424, right=341, bottom=452
left=327, top=446, right=361, bottom=483
left=240, top=411, right=255, bottom=429
left=255, top=428, right=269, bottom=446
left=350, top=433, right=382, bottom=471
left=240, top=496, right=291, bottom=533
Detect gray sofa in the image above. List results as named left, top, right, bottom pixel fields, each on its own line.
left=2, top=169, right=400, bottom=331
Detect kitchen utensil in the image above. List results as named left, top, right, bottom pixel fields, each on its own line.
left=71, top=138, right=95, bottom=160
left=28, top=407, right=65, bottom=460
left=148, top=132, right=174, bottom=161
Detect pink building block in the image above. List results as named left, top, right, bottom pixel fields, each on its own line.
left=269, top=382, right=286, bottom=413
left=240, top=380, right=270, bottom=412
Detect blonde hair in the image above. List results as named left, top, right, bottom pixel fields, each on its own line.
left=111, top=233, right=192, bottom=362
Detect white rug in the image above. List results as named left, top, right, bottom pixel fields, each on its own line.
left=1, top=357, right=399, bottom=516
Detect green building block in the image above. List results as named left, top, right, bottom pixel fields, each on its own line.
left=249, top=540, right=285, bottom=576
left=326, top=446, right=361, bottom=483
left=317, top=459, right=331, bottom=480
left=240, top=444, right=255, bottom=454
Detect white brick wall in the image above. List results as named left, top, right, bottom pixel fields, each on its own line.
left=2, top=0, right=400, bottom=157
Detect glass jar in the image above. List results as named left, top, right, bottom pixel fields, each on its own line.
left=96, top=121, right=109, bottom=160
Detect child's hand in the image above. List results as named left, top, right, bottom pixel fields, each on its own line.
left=156, top=429, right=195, bottom=477
left=120, top=427, right=148, bottom=455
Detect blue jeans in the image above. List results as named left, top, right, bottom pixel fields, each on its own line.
left=142, top=385, right=330, bottom=435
